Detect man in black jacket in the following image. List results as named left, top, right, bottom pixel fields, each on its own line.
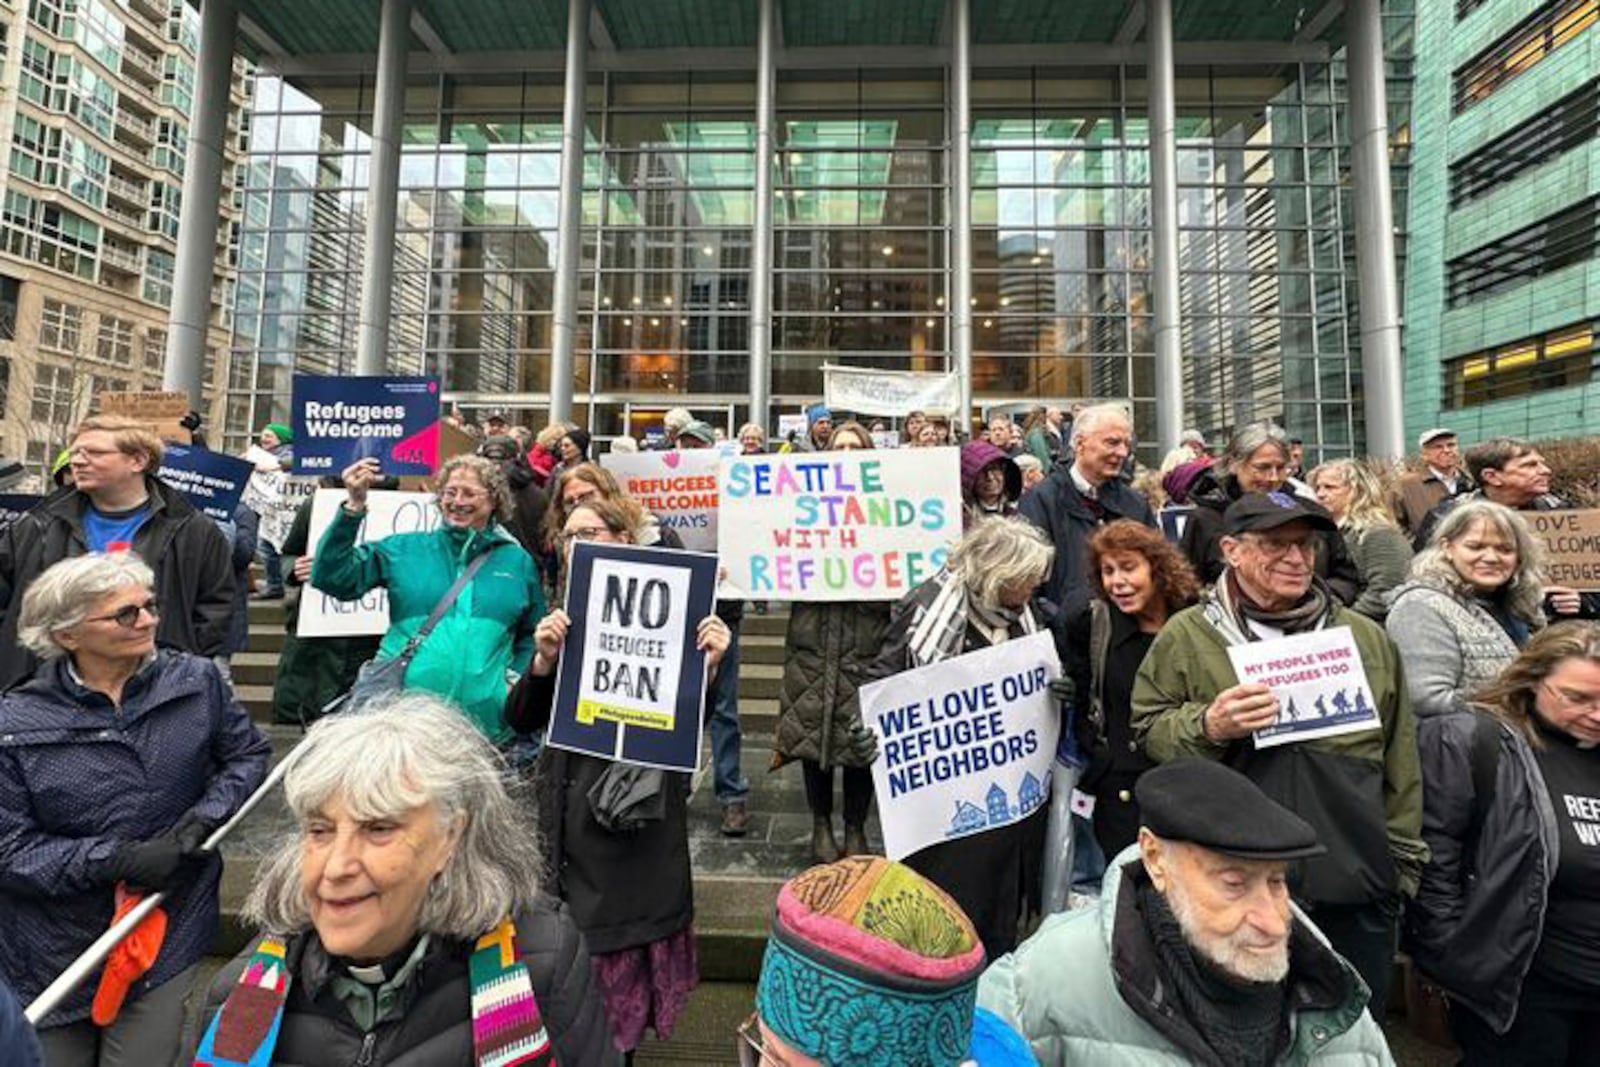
left=0, top=415, right=233, bottom=688
left=1019, top=403, right=1156, bottom=616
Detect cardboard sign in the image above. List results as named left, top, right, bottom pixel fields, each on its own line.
left=600, top=450, right=723, bottom=552
left=98, top=390, right=191, bottom=443
left=291, top=374, right=442, bottom=476
left=716, top=447, right=961, bottom=601
left=1226, top=627, right=1381, bottom=749
left=860, top=632, right=1062, bottom=862
left=823, top=364, right=961, bottom=417
left=0, top=494, right=42, bottom=534
left=298, top=489, right=442, bottom=637
left=1527, top=509, right=1600, bottom=591
left=548, top=542, right=718, bottom=772
left=157, top=446, right=253, bottom=523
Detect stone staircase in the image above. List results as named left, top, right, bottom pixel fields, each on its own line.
left=215, top=599, right=876, bottom=981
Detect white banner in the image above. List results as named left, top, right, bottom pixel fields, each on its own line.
left=823, top=364, right=961, bottom=418
left=1226, top=626, right=1381, bottom=749
left=297, top=489, right=442, bottom=637
left=716, top=448, right=962, bottom=601
left=601, top=450, right=724, bottom=552
left=861, top=632, right=1062, bottom=862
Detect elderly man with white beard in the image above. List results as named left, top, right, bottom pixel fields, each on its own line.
left=978, top=759, right=1395, bottom=1066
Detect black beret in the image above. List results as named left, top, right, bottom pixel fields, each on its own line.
left=1223, top=491, right=1337, bottom=536
left=1135, top=759, right=1326, bottom=861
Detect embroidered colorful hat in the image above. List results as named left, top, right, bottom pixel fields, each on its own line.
left=756, top=856, right=987, bottom=1066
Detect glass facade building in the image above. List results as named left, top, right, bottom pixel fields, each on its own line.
left=224, top=6, right=1415, bottom=462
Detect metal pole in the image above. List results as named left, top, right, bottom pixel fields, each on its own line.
left=550, top=0, right=591, bottom=424
left=950, top=0, right=973, bottom=435
left=354, top=0, right=411, bottom=376
left=1147, top=0, right=1184, bottom=453
left=162, top=0, right=238, bottom=407
left=24, top=755, right=294, bottom=1025
left=1347, top=0, right=1406, bottom=458
left=747, top=0, right=777, bottom=433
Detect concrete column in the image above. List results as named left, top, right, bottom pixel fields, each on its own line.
left=549, top=0, right=591, bottom=423
left=747, top=0, right=777, bottom=431
left=163, top=0, right=237, bottom=404
left=1147, top=0, right=1184, bottom=453
left=950, top=0, right=973, bottom=431
left=1347, top=0, right=1406, bottom=458
left=353, top=0, right=410, bottom=375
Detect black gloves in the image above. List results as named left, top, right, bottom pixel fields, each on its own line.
left=106, top=834, right=187, bottom=892
left=842, top=719, right=881, bottom=765
left=1048, top=676, right=1077, bottom=706
left=172, top=812, right=214, bottom=855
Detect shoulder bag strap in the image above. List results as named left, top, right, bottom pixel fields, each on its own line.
left=1462, top=711, right=1503, bottom=875
left=398, top=548, right=494, bottom=661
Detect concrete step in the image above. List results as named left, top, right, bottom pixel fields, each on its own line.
left=739, top=612, right=789, bottom=638
left=737, top=633, right=784, bottom=665
left=247, top=598, right=289, bottom=623
left=246, top=626, right=286, bottom=654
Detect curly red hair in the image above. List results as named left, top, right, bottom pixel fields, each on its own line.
left=1086, top=519, right=1201, bottom=616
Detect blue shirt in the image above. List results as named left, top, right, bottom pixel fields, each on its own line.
left=83, top=502, right=151, bottom=552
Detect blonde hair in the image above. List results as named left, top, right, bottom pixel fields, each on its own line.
left=74, top=414, right=163, bottom=470
left=1309, top=459, right=1398, bottom=533
left=1413, top=500, right=1546, bottom=624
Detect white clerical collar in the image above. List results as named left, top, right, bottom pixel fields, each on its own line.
left=1069, top=465, right=1098, bottom=500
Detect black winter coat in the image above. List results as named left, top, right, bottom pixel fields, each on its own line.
left=1177, top=470, right=1361, bottom=605
left=775, top=600, right=893, bottom=769
left=0, top=478, right=234, bottom=688
left=1408, top=705, right=1558, bottom=1034
left=506, top=671, right=693, bottom=955
left=1018, top=468, right=1155, bottom=616
left=191, top=897, right=612, bottom=1065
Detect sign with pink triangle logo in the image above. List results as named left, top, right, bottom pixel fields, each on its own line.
left=291, top=374, right=442, bottom=476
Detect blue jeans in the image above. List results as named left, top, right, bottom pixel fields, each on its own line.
left=707, top=619, right=749, bottom=805
left=256, top=537, right=283, bottom=593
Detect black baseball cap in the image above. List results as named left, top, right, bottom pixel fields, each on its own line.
left=1136, top=759, right=1326, bottom=862
left=1223, top=491, right=1336, bottom=536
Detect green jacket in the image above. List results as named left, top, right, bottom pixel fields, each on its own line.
left=978, top=854, right=1396, bottom=1066
left=312, top=506, right=545, bottom=740
left=1130, top=596, right=1426, bottom=903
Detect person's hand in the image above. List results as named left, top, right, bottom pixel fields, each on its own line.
left=844, top=719, right=881, bottom=765
left=171, top=812, right=214, bottom=856
left=531, top=610, right=571, bottom=675
left=697, top=615, right=731, bottom=671
left=1203, top=683, right=1280, bottom=742
left=293, top=555, right=313, bottom=582
left=1048, top=675, right=1076, bottom=706
left=106, top=833, right=186, bottom=892
left=1546, top=584, right=1583, bottom=616
left=341, top=458, right=381, bottom=511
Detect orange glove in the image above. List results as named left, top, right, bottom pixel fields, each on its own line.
left=91, top=884, right=168, bottom=1026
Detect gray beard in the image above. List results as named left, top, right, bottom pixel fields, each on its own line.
left=1164, top=876, right=1291, bottom=985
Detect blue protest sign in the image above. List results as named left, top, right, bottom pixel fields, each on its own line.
left=0, top=494, right=42, bottom=534
left=157, top=446, right=253, bottom=523
left=548, top=541, right=718, bottom=772
left=290, top=374, right=441, bottom=476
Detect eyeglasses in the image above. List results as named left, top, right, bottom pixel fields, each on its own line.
left=86, top=598, right=159, bottom=628
left=1541, top=681, right=1600, bottom=712
left=560, top=526, right=610, bottom=544
left=438, top=487, right=488, bottom=503
left=1243, top=534, right=1317, bottom=558
left=69, top=446, right=124, bottom=460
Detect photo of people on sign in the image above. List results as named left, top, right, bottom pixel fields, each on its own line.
left=1226, top=627, right=1380, bottom=749
left=291, top=374, right=442, bottom=477
left=716, top=448, right=962, bottom=601
left=548, top=542, right=718, bottom=772
left=859, top=632, right=1062, bottom=862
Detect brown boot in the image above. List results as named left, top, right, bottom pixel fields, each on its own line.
left=811, top=816, right=840, bottom=865
left=842, top=822, right=870, bottom=858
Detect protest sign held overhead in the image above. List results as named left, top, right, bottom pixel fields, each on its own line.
left=291, top=375, right=441, bottom=476
left=717, top=447, right=961, bottom=601
left=859, top=632, right=1062, bottom=862
left=601, top=449, right=723, bottom=552
left=1226, top=627, right=1380, bottom=749
left=99, top=391, right=191, bottom=444
left=823, top=364, right=960, bottom=417
left=549, top=542, right=718, bottom=773
left=1527, top=509, right=1600, bottom=591
left=298, top=489, right=441, bottom=637
left=157, top=445, right=253, bottom=523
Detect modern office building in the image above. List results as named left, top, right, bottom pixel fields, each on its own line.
left=182, top=0, right=1414, bottom=463
left=0, top=0, right=249, bottom=480
left=1403, top=0, right=1599, bottom=443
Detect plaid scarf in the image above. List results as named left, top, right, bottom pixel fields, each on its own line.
left=191, top=919, right=555, bottom=1067
left=905, top=568, right=1038, bottom=667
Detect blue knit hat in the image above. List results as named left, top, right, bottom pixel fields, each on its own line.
left=805, top=403, right=832, bottom=428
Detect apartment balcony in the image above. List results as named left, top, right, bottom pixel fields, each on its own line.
left=101, top=244, right=143, bottom=275
left=115, top=109, right=156, bottom=146
left=104, top=200, right=148, bottom=232
left=126, top=0, right=167, bottom=28
left=121, top=46, right=162, bottom=84
left=106, top=173, right=147, bottom=206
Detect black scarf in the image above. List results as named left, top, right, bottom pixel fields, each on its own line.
left=1138, top=880, right=1288, bottom=1067
left=1226, top=571, right=1332, bottom=636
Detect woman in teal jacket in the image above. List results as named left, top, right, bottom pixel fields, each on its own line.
left=311, top=454, right=545, bottom=740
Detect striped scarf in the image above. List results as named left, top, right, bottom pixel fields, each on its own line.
left=906, top=568, right=1038, bottom=667
left=191, top=919, right=555, bottom=1067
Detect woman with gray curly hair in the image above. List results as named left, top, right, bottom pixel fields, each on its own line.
left=0, top=553, right=267, bottom=1064
left=188, top=695, right=610, bottom=1064
left=311, top=454, right=546, bottom=741
left=1386, top=499, right=1547, bottom=719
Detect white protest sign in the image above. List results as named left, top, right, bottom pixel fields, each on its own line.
left=870, top=430, right=901, bottom=449
left=716, top=448, right=962, bottom=601
left=601, top=449, right=722, bottom=552
left=297, top=489, right=441, bottom=637
left=777, top=413, right=808, bottom=442
left=823, top=364, right=961, bottom=417
left=860, top=632, right=1062, bottom=861
left=577, top=557, right=692, bottom=740
left=1226, top=627, right=1380, bottom=749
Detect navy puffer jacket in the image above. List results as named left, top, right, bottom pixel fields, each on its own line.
left=0, top=651, right=269, bottom=1026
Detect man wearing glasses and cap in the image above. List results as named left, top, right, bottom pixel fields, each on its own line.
left=979, top=759, right=1394, bottom=1065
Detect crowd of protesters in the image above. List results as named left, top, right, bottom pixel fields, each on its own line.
left=0, top=397, right=1598, bottom=1066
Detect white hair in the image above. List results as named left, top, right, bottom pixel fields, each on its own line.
left=947, top=517, right=1054, bottom=606
left=1069, top=402, right=1132, bottom=447
left=18, top=553, right=155, bottom=660
left=608, top=436, right=640, bottom=454
left=246, top=694, right=543, bottom=940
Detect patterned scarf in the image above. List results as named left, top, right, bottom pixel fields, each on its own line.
left=191, top=919, right=555, bottom=1067
left=906, top=567, right=1038, bottom=667
left=1204, top=572, right=1332, bottom=646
